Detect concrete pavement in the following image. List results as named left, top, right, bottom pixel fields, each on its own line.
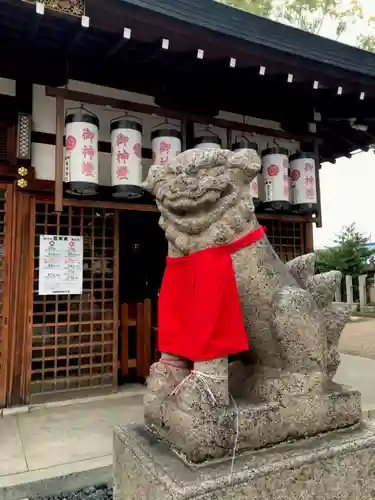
left=0, top=388, right=144, bottom=500
left=1, top=352, right=375, bottom=499
left=339, top=317, right=375, bottom=359
left=334, top=353, right=375, bottom=411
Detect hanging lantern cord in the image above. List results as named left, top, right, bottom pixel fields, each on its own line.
left=110, top=113, right=142, bottom=126
left=152, top=117, right=179, bottom=130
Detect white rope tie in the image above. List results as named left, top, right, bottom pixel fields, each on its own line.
left=170, top=369, right=239, bottom=482
left=171, top=369, right=226, bottom=402
left=228, top=392, right=239, bottom=482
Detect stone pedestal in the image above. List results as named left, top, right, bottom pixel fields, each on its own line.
left=145, top=384, right=362, bottom=463
left=114, top=421, right=375, bottom=500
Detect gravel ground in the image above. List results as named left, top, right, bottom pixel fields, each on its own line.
left=339, top=318, right=375, bottom=359
left=32, top=485, right=113, bottom=500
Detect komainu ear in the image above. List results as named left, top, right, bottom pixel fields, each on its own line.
left=227, top=148, right=261, bottom=182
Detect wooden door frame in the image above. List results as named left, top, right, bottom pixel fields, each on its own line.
left=0, top=182, right=15, bottom=407
left=5, top=188, right=34, bottom=406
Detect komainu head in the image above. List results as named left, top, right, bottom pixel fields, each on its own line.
left=143, top=148, right=260, bottom=253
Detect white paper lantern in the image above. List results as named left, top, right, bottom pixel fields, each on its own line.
left=64, top=110, right=99, bottom=196
left=261, top=147, right=291, bottom=212
left=194, top=135, right=222, bottom=150
left=110, top=118, right=143, bottom=199
left=290, top=151, right=318, bottom=214
left=151, top=129, right=182, bottom=165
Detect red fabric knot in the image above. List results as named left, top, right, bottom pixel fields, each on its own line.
left=158, top=226, right=265, bottom=361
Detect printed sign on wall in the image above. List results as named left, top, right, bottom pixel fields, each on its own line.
left=38, top=235, right=83, bottom=295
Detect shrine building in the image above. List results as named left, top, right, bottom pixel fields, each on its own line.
left=0, top=0, right=374, bottom=407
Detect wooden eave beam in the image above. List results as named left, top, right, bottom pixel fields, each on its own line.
left=45, top=86, right=320, bottom=144
left=356, top=127, right=375, bottom=146
left=65, top=27, right=86, bottom=55
left=29, top=12, right=42, bottom=42
left=137, top=40, right=165, bottom=65
left=320, top=123, right=362, bottom=156
left=104, top=37, right=128, bottom=61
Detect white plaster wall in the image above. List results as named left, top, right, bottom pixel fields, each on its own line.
left=31, top=79, right=298, bottom=182
left=0, top=78, right=16, bottom=97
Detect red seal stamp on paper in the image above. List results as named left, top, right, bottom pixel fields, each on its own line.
left=66, top=136, right=76, bottom=151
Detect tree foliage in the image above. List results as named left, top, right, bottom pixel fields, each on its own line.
left=357, top=16, right=375, bottom=51
left=220, top=0, right=274, bottom=17
left=219, top=0, right=375, bottom=51
left=315, top=223, right=374, bottom=277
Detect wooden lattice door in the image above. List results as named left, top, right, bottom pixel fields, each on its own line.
left=29, top=202, right=118, bottom=401
left=262, top=220, right=306, bottom=261
left=0, top=185, right=13, bottom=408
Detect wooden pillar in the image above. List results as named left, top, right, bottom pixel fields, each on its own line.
left=15, top=79, right=33, bottom=187
left=314, top=139, right=323, bottom=228
left=120, top=304, right=129, bottom=377
left=185, top=121, right=195, bottom=150
left=15, top=79, right=32, bottom=132
left=226, top=127, right=232, bottom=150
left=305, top=222, right=314, bottom=254
left=6, top=80, right=34, bottom=406
left=54, top=95, right=64, bottom=213
left=0, top=184, right=15, bottom=408
left=7, top=190, right=34, bottom=406
left=181, top=120, right=188, bottom=151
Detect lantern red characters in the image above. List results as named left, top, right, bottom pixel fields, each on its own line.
left=232, top=137, right=261, bottom=208
left=151, top=128, right=182, bottom=165
left=290, top=151, right=318, bottom=214
left=110, top=118, right=143, bottom=199
left=261, top=147, right=291, bottom=212
left=64, top=109, right=99, bottom=196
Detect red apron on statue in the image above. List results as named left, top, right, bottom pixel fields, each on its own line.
left=158, top=226, right=265, bottom=361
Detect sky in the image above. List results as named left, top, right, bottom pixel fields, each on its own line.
left=314, top=152, right=375, bottom=248
left=292, top=0, right=375, bottom=248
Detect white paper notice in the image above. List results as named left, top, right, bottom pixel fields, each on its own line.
left=38, top=235, right=83, bottom=295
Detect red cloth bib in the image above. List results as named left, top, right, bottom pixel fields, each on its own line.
left=158, top=226, right=265, bottom=361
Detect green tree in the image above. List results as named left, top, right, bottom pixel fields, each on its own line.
left=220, top=0, right=274, bottom=17
left=218, top=0, right=368, bottom=49
left=357, top=16, right=375, bottom=51
left=315, top=223, right=374, bottom=277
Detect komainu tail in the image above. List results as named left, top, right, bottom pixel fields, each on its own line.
left=287, top=254, right=351, bottom=379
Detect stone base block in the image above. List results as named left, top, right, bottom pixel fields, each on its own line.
left=114, top=421, right=375, bottom=500
left=146, top=384, right=362, bottom=463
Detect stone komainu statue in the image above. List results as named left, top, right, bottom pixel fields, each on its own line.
left=142, top=148, right=358, bottom=464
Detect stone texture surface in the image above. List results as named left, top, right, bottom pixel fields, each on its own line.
left=142, top=148, right=354, bottom=463
left=113, top=421, right=375, bottom=500
left=147, top=384, right=361, bottom=463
